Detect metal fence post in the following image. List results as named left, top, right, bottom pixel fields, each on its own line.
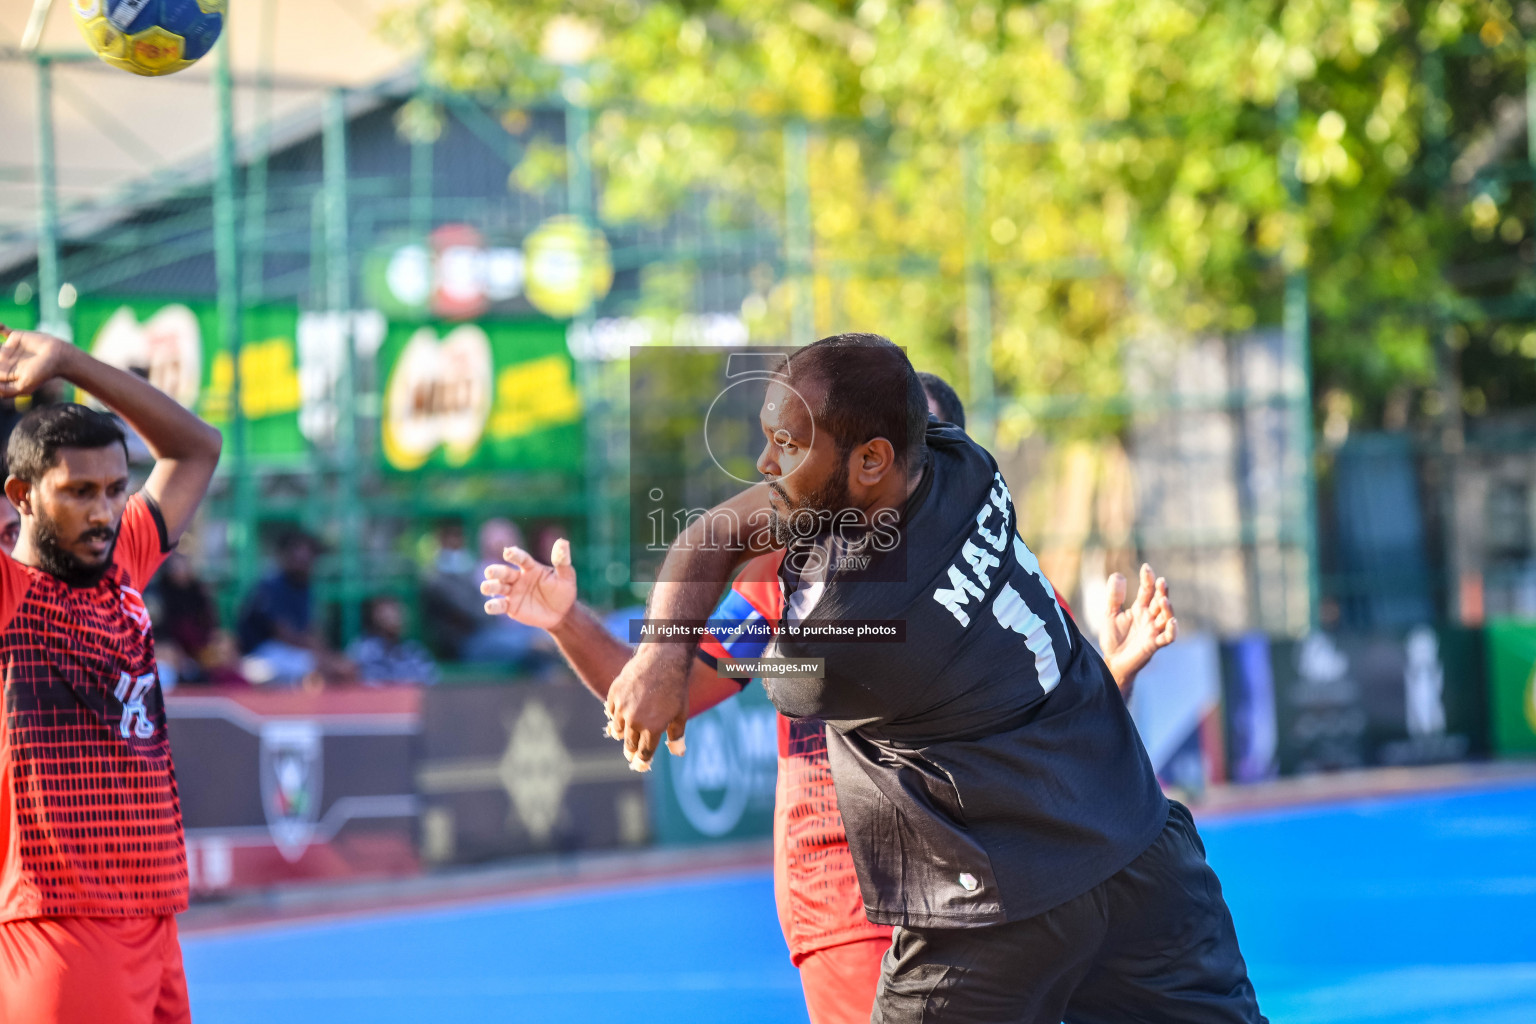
left=962, top=134, right=996, bottom=447
left=561, top=67, right=619, bottom=607
left=324, top=89, right=362, bottom=643
left=213, top=32, right=255, bottom=601
left=784, top=120, right=814, bottom=345
left=1278, top=86, right=1320, bottom=634
left=1423, top=46, right=1464, bottom=624
left=411, top=113, right=435, bottom=238
left=242, top=0, right=277, bottom=307
left=34, top=56, right=63, bottom=337
left=411, top=18, right=435, bottom=239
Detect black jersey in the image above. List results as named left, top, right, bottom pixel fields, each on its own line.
left=768, top=422, right=1167, bottom=928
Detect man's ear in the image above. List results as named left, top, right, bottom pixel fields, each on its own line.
left=853, top=438, right=898, bottom=486
left=4, top=476, right=32, bottom=516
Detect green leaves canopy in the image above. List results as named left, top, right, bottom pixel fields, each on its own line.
left=395, top=0, right=1532, bottom=434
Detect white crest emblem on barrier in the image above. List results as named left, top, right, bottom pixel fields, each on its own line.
left=260, top=721, right=323, bottom=863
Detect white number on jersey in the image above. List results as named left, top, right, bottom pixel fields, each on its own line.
left=114, top=671, right=157, bottom=740
left=992, top=583, right=1061, bottom=694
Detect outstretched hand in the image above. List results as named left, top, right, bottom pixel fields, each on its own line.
left=0, top=329, right=74, bottom=400
left=480, top=539, right=578, bottom=631
left=481, top=538, right=689, bottom=771
left=1100, top=563, right=1177, bottom=697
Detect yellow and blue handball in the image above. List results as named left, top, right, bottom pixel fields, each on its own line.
left=72, top=0, right=225, bottom=77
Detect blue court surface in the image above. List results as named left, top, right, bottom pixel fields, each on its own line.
left=182, top=782, right=1536, bottom=1024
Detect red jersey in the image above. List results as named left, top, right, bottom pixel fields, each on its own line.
left=0, top=495, right=185, bottom=922
left=701, top=553, right=890, bottom=963
left=773, top=715, right=892, bottom=963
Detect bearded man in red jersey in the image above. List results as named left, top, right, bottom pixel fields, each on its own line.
left=0, top=327, right=222, bottom=1024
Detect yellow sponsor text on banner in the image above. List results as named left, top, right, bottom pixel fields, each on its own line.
left=489, top=354, right=583, bottom=440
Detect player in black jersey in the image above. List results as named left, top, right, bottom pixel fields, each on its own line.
left=606, top=334, right=1264, bottom=1024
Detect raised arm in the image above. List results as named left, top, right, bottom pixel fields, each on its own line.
left=603, top=483, right=780, bottom=769
left=480, top=540, right=743, bottom=717
left=0, top=330, right=221, bottom=544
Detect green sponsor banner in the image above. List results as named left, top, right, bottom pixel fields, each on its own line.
left=377, top=319, right=584, bottom=474
left=0, top=302, right=36, bottom=332
left=71, top=298, right=306, bottom=460
left=1487, top=620, right=1536, bottom=756
left=648, top=680, right=778, bottom=845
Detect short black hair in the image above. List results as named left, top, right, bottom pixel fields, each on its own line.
left=6, top=404, right=128, bottom=484
left=787, top=333, right=929, bottom=472
left=917, top=372, right=966, bottom=429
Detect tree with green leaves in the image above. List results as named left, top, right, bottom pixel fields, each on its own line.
left=393, top=0, right=1536, bottom=437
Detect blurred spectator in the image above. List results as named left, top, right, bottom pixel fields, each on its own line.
left=422, top=518, right=546, bottom=666
left=237, top=530, right=354, bottom=687
left=419, top=520, right=478, bottom=658
left=478, top=519, right=520, bottom=569
left=198, top=631, right=251, bottom=687
left=432, top=520, right=476, bottom=575
left=156, top=553, right=218, bottom=664
left=146, top=552, right=218, bottom=687
left=346, top=595, right=438, bottom=686
left=461, top=519, right=547, bottom=665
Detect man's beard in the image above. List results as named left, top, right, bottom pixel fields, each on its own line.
left=767, top=457, right=852, bottom=548
left=32, top=508, right=118, bottom=587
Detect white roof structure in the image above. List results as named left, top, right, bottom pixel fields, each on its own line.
left=0, top=0, right=411, bottom=261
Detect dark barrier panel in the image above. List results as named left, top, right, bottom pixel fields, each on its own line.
left=1219, top=633, right=1281, bottom=784
left=167, top=686, right=423, bottom=896
left=1266, top=628, right=1487, bottom=775
left=1487, top=620, right=1536, bottom=756
left=648, top=680, right=778, bottom=845
left=416, top=680, right=649, bottom=864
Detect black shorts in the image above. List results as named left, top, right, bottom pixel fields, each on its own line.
left=873, top=801, right=1267, bottom=1024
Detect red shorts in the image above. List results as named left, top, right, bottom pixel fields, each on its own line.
left=798, top=935, right=889, bottom=1024
left=0, top=915, right=190, bottom=1024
